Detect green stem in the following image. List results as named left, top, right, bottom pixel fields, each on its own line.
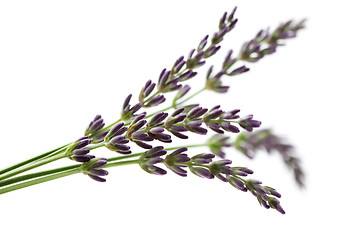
left=0, top=165, right=79, bottom=188
left=0, top=169, right=80, bottom=195
left=104, top=159, right=143, bottom=168
left=0, top=144, right=68, bottom=176
left=0, top=153, right=66, bottom=181
left=176, top=87, right=206, bottom=107
left=146, top=87, right=206, bottom=119
left=0, top=143, right=207, bottom=190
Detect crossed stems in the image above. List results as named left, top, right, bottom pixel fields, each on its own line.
left=0, top=144, right=207, bottom=195
left=0, top=85, right=210, bottom=194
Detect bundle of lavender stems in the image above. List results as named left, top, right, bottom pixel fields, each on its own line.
left=0, top=7, right=305, bottom=214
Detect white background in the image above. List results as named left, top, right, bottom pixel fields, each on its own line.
left=0, top=0, right=359, bottom=239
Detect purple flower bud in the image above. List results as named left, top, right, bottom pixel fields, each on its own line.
left=245, top=179, right=267, bottom=197
left=267, top=197, right=285, bottom=214
left=239, top=114, right=262, bottom=132
left=145, top=94, right=166, bottom=107
left=143, top=146, right=167, bottom=159
left=121, top=94, right=143, bottom=122
left=264, top=186, right=282, bottom=198
left=209, top=160, right=233, bottom=182
left=148, top=127, right=172, bottom=143
left=186, top=50, right=206, bottom=69
left=188, top=49, right=195, bottom=59
left=139, top=148, right=167, bottom=175
left=212, top=28, right=227, bottom=45
left=172, top=56, right=186, bottom=74
left=110, top=135, right=129, bottom=145
left=105, top=122, right=127, bottom=141
left=85, top=115, right=105, bottom=136
left=74, top=138, right=91, bottom=150
left=206, top=134, right=231, bottom=158
left=174, top=85, right=191, bottom=101
left=139, top=80, right=156, bottom=103
left=170, top=130, right=188, bottom=139
left=184, top=121, right=207, bottom=135
left=88, top=174, right=107, bottom=182
left=220, top=121, right=240, bottom=133
left=148, top=112, right=168, bottom=127
left=134, top=141, right=152, bottom=149
left=204, top=45, right=221, bottom=58
left=190, top=167, right=214, bottom=179
left=80, top=158, right=108, bottom=182
left=197, top=35, right=208, bottom=51
left=222, top=50, right=237, bottom=70
left=127, top=119, right=147, bottom=135
left=187, top=106, right=208, bottom=120
left=191, top=153, right=215, bottom=164
left=123, top=94, right=132, bottom=111
left=227, top=7, right=237, bottom=22
left=228, top=18, right=238, bottom=31
left=219, top=12, right=227, bottom=30
left=132, top=132, right=153, bottom=141
left=92, top=131, right=109, bottom=143
left=228, top=66, right=250, bottom=76
left=91, top=158, right=107, bottom=169
left=73, top=155, right=95, bottom=163
left=72, top=149, right=90, bottom=156
left=164, top=148, right=190, bottom=176
left=228, top=176, right=247, bottom=192
left=171, top=107, right=184, bottom=117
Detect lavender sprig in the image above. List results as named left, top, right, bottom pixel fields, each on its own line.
left=234, top=129, right=304, bottom=186
left=138, top=7, right=239, bottom=109
left=0, top=7, right=306, bottom=216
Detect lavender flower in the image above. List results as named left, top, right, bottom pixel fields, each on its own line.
left=186, top=49, right=206, bottom=69
left=171, top=56, right=186, bottom=74
left=157, top=68, right=182, bottom=93
left=227, top=175, right=247, bottom=192
left=0, top=7, right=306, bottom=215
left=174, top=85, right=191, bottom=102
left=234, top=129, right=304, bottom=186
left=164, top=108, right=188, bottom=139
left=80, top=158, right=108, bottom=182
left=203, top=105, right=225, bottom=133
left=139, top=80, right=156, bottom=103
left=205, top=66, right=229, bottom=93
left=121, top=94, right=143, bottom=122
left=164, top=148, right=190, bottom=177
left=139, top=146, right=167, bottom=175
left=178, top=69, right=198, bottom=82
left=206, top=134, right=231, bottom=158
left=238, top=114, right=262, bottom=132
left=126, top=113, right=153, bottom=149
left=240, top=19, right=306, bottom=62
left=197, top=35, right=208, bottom=51
left=85, top=115, right=105, bottom=136
left=186, top=106, right=208, bottom=121
left=65, top=137, right=94, bottom=162
left=189, top=153, right=215, bottom=179
left=189, top=167, right=214, bottom=179
left=104, top=122, right=131, bottom=154
left=209, top=160, right=233, bottom=182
